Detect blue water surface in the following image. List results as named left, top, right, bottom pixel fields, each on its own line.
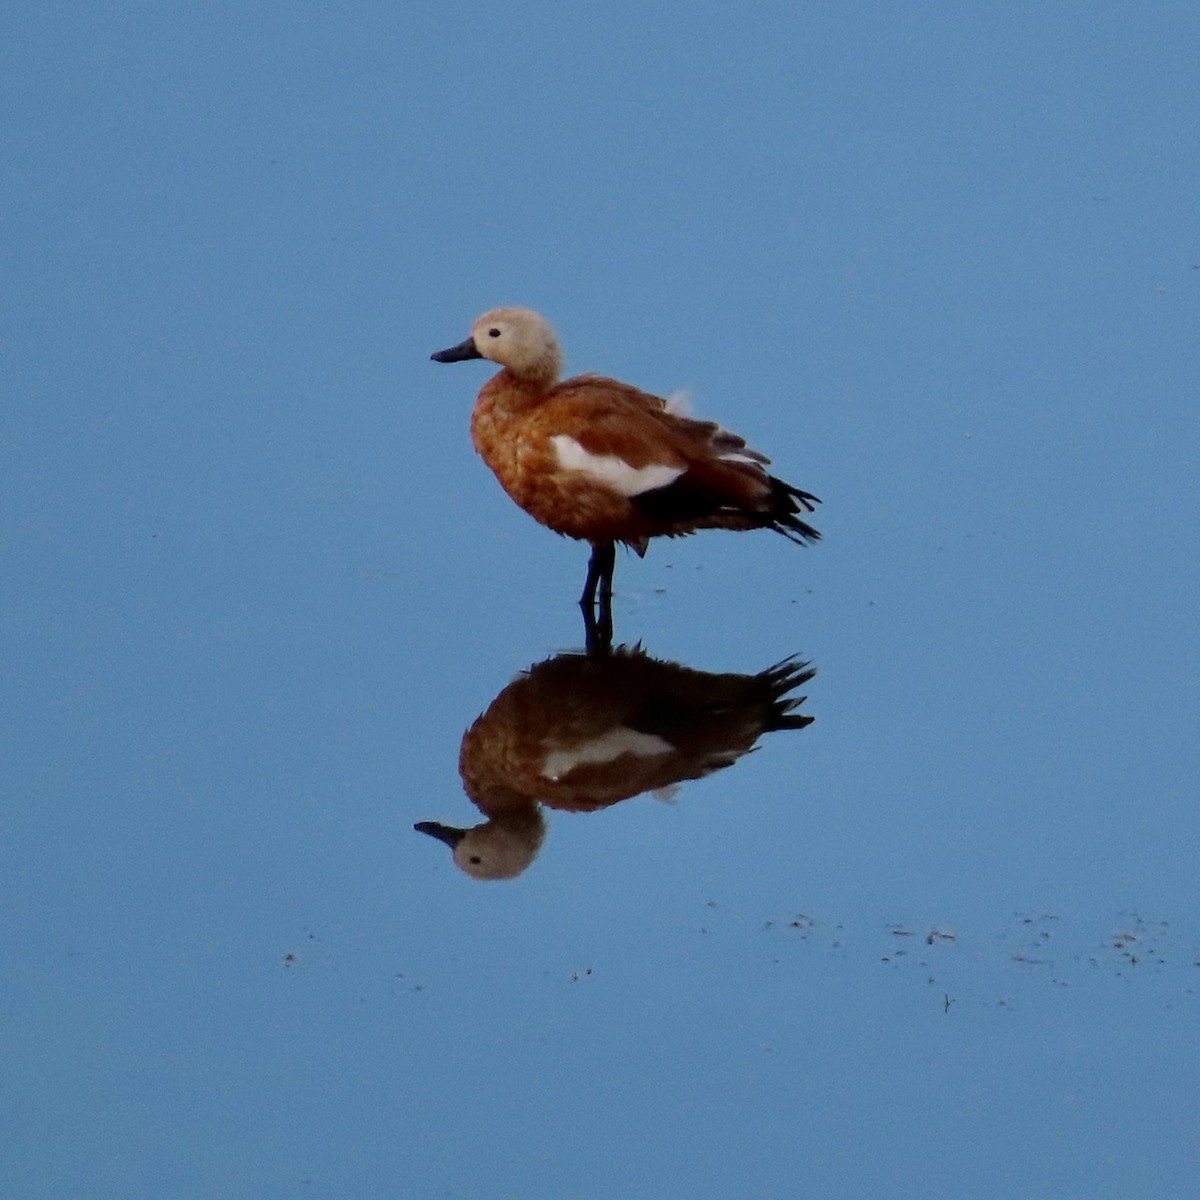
left=4, top=4, right=1199, bottom=1197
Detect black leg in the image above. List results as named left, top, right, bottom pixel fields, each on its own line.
left=580, top=542, right=616, bottom=656
left=579, top=541, right=616, bottom=609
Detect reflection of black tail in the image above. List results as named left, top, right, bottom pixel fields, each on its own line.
left=761, top=655, right=818, bottom=730
left=770, top=477, right=822, bottom=545
left=622, top=650, right=817, bottom=762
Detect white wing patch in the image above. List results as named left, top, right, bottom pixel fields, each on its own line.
left=541, top=727, right=674, bottom=781
left=551, top=435, right=684, bottom=497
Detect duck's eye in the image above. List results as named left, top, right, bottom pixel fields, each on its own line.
left=487, top=328, right=501, bottom=338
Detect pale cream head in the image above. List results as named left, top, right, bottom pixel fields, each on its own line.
left=471, top=307, right=564, bottom=384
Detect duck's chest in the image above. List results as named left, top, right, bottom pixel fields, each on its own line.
left=470, top=391, right=560, bottom=502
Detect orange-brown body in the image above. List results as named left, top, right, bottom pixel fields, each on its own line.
left=470, top=371, right=794, bottom=551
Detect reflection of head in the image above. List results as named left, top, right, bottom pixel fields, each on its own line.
left=417, top=646, right=815, bottom=880
left=415, top=811, right=547, bottom=881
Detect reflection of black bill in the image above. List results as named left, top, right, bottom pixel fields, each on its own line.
left=430, top=337, right=482, bottom=363
left=414, top=821, right=466, bottom=848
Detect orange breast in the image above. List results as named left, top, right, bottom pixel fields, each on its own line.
left=471, top=381, right=662, bottom=545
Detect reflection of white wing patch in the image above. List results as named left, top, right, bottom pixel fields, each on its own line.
left=541, top=727, right=674, bottom=781
left=551, top=435, right=684, bottom=497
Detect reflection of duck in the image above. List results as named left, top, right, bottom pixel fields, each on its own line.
left=416, top=647, right=816, bottom=880
left=430, top=308, right=820, bottom=617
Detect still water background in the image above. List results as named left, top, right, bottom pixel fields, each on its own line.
left=5, top=4, right=1199, bottom=1197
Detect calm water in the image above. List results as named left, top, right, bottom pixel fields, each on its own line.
left=5, top=5, right=1199, bottom=1197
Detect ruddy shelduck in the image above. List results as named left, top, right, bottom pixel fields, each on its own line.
left=431, top=308, right=820, bottom=612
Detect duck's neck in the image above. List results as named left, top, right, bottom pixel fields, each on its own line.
left=481, top=369, right=556, bottom=413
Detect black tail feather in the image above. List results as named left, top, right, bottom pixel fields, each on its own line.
left=770, top=476, right=822, bottom=545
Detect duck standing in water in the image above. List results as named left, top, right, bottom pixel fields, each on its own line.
left=431, top=308, right=820, bottom=619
